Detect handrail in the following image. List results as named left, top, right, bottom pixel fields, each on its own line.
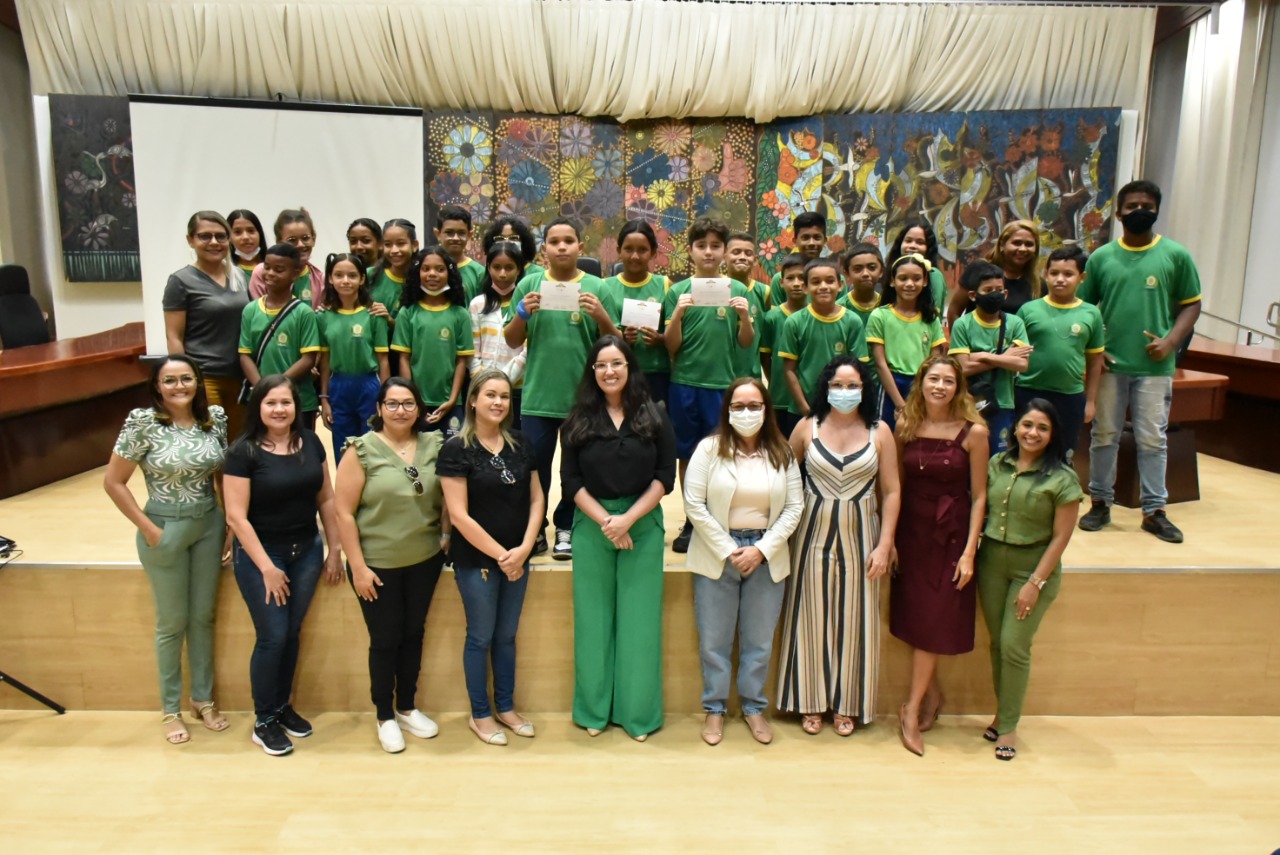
left=1196, top=310, right=1280, bottom=344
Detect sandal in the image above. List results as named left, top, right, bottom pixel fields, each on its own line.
left=832, top=714, right=856, bottom=737
left=162, top=713, right=190, bottom=745
left=190, top=700, right=229, bottom=732
left=801, top=715, right=823, bottom=735
left=995, top=745, right=1017, bottom=761
left=495, top=711, right=536, bottom=739
left=983, top=726, right=999, bottom=742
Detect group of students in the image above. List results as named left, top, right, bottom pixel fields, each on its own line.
left=121, top=177, right=1201, bottom=755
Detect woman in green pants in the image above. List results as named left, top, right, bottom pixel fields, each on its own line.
left=104, top=355, right=231, bottom=745
left=560, top=335, right=676, bottom=741
left=977, top=397, right=1082, bottom=760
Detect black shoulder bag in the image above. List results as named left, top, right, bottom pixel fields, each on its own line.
left=967, top=313, right=1006, bottom=416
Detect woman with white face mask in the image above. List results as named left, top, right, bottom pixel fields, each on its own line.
left=682, top=378, right=804, bottom=746
left=775, top=356, right=901, bottom=738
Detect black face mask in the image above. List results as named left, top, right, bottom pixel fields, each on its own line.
left=975, top=291, right=1006, bottom=314
left=1120, top=209, right=1158, bottom=234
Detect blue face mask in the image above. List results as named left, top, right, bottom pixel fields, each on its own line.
left=828, top=388, right=863, bottom=414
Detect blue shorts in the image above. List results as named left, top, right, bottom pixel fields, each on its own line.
left=669, top=383, right=725, bottom=459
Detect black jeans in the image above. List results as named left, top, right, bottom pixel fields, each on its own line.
left=350, top=553, right=445, bottom=720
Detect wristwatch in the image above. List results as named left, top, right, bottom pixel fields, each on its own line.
left=1028, top=576, right=1046, bottom=590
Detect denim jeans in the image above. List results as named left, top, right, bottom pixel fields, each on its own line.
left=522, top=414, right=573, bottom=530
left=692, top=531, right=787, bottom=716
left=454, top=564, right=530, bottom=719
left=328, top=373, right=381, bottom=462
left=1088, top=373, right=1173, bottom=514
left=233, top=533, right=325, bottom=720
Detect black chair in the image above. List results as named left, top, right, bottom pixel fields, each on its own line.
left=576, top=256, right=602, bottom=278
left=0, top=265, right=51, bottom=349
left=609, top=261, right=625, bottom=277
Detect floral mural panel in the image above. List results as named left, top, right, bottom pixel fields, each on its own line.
left=753, top=116, right=829, bottom=277
left=559, top=116, right=625, bottom=270
left=49, top=95, right=141, bottom=282
left=425, top=111, right=496, bottom=258
left=493, top=113, right=563, bottom=257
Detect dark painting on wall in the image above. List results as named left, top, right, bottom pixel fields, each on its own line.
left=49, top=95, right=141, bottom=282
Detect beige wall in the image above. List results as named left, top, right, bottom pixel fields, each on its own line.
left=0, top=27, right=49, bottom=317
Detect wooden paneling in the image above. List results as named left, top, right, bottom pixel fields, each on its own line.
left=3, top=566, right=1278, bottom=716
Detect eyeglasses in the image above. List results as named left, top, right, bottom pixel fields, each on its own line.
left=284, top=235, right=315, bottom=246
left=160, top=374, right=197, bottom=387
left=403, top=465, right=424, bottom=496
left=381, top=400, right=418, bottom=412
left=728, top=403, right=765, bottom=413
left=488, top=454, right=516, bottom=485
left=592, top=359, right=627, bottom=373
left=195, top=232, right=228, bottom=244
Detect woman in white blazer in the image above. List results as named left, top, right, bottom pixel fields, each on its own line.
left=683, top=377, right=803, bottom=746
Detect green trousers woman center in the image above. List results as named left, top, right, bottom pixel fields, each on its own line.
left=977, top=539, right=1062, bottom=735
left=571, top=497, right=665, bottom=737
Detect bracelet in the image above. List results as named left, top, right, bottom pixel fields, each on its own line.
left=318, top=394, right=329, bottom=399
left=516, top=300, right=532, bottom=321
left=1028, top=576, right=1046, bottom=590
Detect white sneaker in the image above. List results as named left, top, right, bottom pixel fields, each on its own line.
left=395, top=709, right=440, bottom=739
left=377, top=719, right=405, bottom=753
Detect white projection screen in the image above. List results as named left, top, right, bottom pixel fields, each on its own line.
left=130, top=96, right=424, bottom=355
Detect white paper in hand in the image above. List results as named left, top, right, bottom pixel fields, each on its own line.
left=539, top=279, right=582, bottom=312
left=690, top=277, right=732, bottom=307
left=621, top=298, right=661, bottom=330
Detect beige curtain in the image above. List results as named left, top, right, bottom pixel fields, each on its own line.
left=1166, top=0, right=1274, bottom=337
left=17, top=0, right=1155, bottom=121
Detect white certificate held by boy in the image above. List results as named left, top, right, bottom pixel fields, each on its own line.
left=539, top=279, right=582, bottom=312
left=621, top=297, right=662, bottom=331
left=690, top=277, right=732, bottom=307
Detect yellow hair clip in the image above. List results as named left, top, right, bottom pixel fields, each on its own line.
left=893, top=252, right=933, bottom=273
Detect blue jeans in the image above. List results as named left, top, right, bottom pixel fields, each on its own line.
left=523, top=414, right=573, bottom=530
left=1088, top=373, right=1173, bottom=514
left=987, top=408, right=1014, bottom=456
left=328, top=373, right=381, bottom=461
left=233, top=533, right=325, bottom=720
left=880, top=372, right=914, bottom=431
left=454, top=564, right=530, bottom=719
left=692, top=531, right=787, bottom=716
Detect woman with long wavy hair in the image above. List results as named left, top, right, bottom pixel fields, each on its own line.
left=947, top=220, right=1043, bottom=327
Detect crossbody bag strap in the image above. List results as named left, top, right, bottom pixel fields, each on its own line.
left=253, top=299, right=303, bottom=368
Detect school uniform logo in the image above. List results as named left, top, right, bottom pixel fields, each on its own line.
left=716, top=307, right=727, bottom=319
left=834, top=342, right=846, bottom=353
left=1070, top=323, right=1082, bottom=336
left=352, top=324, right=365, bottom=337
left=439, top=327, right=451, bottom=340
left=570, top=312, right=582, bottom=325
left=301, top=289, right=312, bottom=301
left=276, top=332, right=289, bottom=346
left=1145, top=276, right=1158, bottom=289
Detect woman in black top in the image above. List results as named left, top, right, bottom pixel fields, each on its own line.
left=224, top=375, right=343, bottom=756
left=438, top=368, right=544, bottom=746
left=560, top=335, right=676, bottom=741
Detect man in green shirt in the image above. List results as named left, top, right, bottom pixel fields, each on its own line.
left=725, top=231, right=767, bottom=379
left=436, top=204, right=486, bottom=302
left=1076, top=180, right=1202, bottom=543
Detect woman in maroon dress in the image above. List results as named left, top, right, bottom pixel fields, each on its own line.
left=891, top=355, right=989, bottom=755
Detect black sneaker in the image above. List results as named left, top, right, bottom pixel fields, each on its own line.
left=553, top=528, right=573, bottom=561
left=252, top=718, right=294, bottom=756
left=1141, top=510, right=1184, bottom=543
left=532, top=530, right=548, bottom=557
left=277, top=704, right=312, bottom=738
left=672, top=520, right=693, bottom=554
left=1078, top=500, right=1110, bottom=532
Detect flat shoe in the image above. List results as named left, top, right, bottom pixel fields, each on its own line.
left=469, top=718, right=508, bottom=746
left=801, top=715, right=823, bottom=735
left=833, top=714, right=856, bottom=737
left=630, top=732, right=649, bottom=742
left=701, top=713, right=724, bottom=746
left=744, top=714, right=773, bottom=745
left=585, top=727, right=604, bottom=737
left=395, top=709, right=439, bottom=739
left=496, top=712, right=535, bottom=738
left=377, top=719, right=405, bottom=754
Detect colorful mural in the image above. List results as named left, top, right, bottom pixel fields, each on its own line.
left=49, top=95, right=141, bottom=282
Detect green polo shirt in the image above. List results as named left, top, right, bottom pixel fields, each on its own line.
left=733, top=279, right=768, bottom=379
left=948, top=311, right=1028, bottom=411
left=663, top=278, right=751, bottom=389
left=778, top=305, right=869, bottom=407
left=865, top=305, right=946, bottom=376
left=238, top=298, right=322, bottom=411
left=837, top=291, right=882, bottom=329
left=457, top=257, right=486, bottom=303
left=1017, top=297, right=1106, bottom=395
left=760, top=304, right=800, bottom=413
left=391, top=302, right=475, bottom=406
left=368, top=267, right=404, bottom=319
left=317, top=307, right=389, bottom=376
left=983, top=453, right=1083, bottom=545
left=1078, top=235, right=1202, bottom=377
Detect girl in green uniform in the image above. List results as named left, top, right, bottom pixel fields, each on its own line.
left=228, top=208, right=267, bottom=284
left=318, top=253, right=390, bottom=461
left=605, top=220, right=670, bottom=403
left=346, top=218, right=383, bottom=270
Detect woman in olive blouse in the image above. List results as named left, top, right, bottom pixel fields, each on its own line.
left=334, top=377, right=448, bottom=754
left=977, top=397, right=1082, bottom=761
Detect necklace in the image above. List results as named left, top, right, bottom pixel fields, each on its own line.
left=916, top=420, right=962, bottom=470
left=476, top=433, right=504, bottom=457
left=382, top=432, right=416, bottom=458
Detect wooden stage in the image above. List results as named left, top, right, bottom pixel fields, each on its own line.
left=2, top=429, right=1278, bottom=718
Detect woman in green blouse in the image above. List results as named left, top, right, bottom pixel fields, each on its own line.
left=104, top=355, right=231, bottom=745
left=977, top=397, right=1083, bottom=760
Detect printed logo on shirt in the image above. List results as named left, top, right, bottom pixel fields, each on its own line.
left=647, top=297, right=658, bottom=303
left=1070, top=323, right=1082, bottom=336
left=716, top=307, right=727, bottom=319
left=352, top=324, right=364, bottom=337
left=570, top=312, right=582, bottom=325
left=1145, top=276, right=1158, bottom=289
left=834, top=341, right=846, bottom=354
left=439, top=327, right=451, bottom=340
left=301, top=289, right=312, bottom=301
left=276, top=332, right=289, bottom=346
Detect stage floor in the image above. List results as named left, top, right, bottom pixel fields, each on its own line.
left=2, top=429, right=1277, bottom=569
left=1, top=711, right=1277, bottom=853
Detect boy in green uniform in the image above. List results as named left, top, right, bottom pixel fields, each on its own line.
left=436, top=204, right=486, bottom=302
left=238, top=242, right=322, bottom=428
left=1016, top=245, right=1105, bottom=459
left=606, top=220, right=670, bottom=403
left=779, top=258, right=869, bottom=420
left=504, top=217, right=621, bottom=560
left=1076, top=180, right=1202, bottom=543
left=664, top=218, right=755, bottom=552
left=837, top=242, right=884, bottom=323
left=768, top=211, right=827, bottom=308
left=760, top=254, right=809, bottom=438
left=725, top=231, right=767, bottom=379
left=948, top=260, right=1031, bottom=454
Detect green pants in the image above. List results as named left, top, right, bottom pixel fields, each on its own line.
left=977, top=539, right=1061, bottom=735
left=571, top=497, right=665, bottom=737
left=136, top=498, right=225, bottom=714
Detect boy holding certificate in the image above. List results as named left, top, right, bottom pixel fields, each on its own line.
left=663, top=218, right=755, bottom=553
left=504, top=217, right=620, bottom=560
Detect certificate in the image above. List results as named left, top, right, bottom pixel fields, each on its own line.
left=690, top=277, right=732, bottom=307
left=539, top=280, right=581, bottom=312
left=621, top=298, right=661, bottom=330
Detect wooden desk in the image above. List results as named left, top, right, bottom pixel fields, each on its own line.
left=1180, top=337, right=1280, bottom=472
left=1182, top=337, right=1280, bottom=400
left=0, top=323, right=148, bottom=498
